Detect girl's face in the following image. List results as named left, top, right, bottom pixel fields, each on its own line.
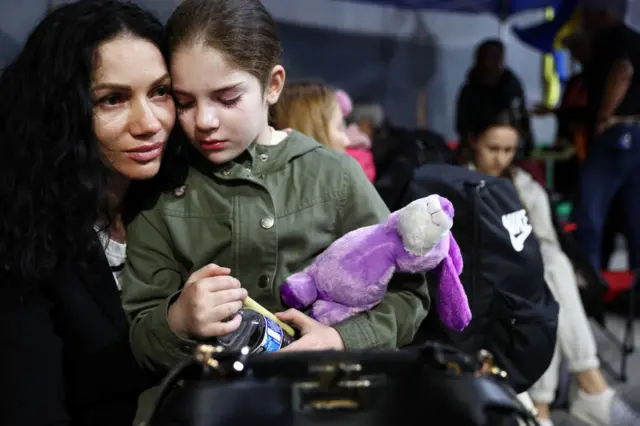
left=171, top=43, right=284, bottom=165
left=328, top=102, right=350, bottom=149
left=473, top=125, right=519, bottom=177
left=92, top=35, right=175, bottom=180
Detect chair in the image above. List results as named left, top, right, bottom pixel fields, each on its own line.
left=556, top=220, right=636, bottom=382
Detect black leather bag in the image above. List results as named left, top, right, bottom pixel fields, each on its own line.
left=146, top=342, right=539, bottom=426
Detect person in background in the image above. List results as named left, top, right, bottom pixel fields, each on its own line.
left=456, top=39, right=534, bottom=161
left=0, top=1, right=175, bottom=424
left=351, top=102, right=386, bottom=141
left=335, top=88, right=377, bottom=182
left=531, top=30, right=591, bottom=199
left=468, top=110, right=639, bottom=426
left=532, top=30, right=591, bottom=162
left=270, top=80, right=349, bottom=150
left=572, top=0, right=640, bottom=272
left=121, top=3, right=429, bottom=420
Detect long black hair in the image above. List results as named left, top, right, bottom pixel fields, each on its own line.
left=469, top=109, right=518, bottom=140
left=0, top=0, right=166, bottom=286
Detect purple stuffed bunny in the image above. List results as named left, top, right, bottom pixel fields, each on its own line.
left=280, top=194, right=471, bottom=331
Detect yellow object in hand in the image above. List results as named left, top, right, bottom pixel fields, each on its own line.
left=243, top=296, right=295, bottom=337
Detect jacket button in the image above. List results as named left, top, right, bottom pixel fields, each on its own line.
left=222, top=170, right=230, bottom=176
left=258, top=275, right=269, bottom=288
left=260, top=216, right=274, bottom=229
left=260, top=154, right=268, bottom=162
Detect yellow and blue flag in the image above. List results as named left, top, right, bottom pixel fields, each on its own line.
left=514, top=0, right=580, bottom=106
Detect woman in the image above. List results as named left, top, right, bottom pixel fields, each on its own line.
left=468, top=111, right=638, bottom=426
left=0, top=1, right=175, bottom=424
left=122, top=0, right=427, bottom=375
left=456, top=39, right=534, bottom=161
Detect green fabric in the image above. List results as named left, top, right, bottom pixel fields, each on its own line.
left=122, top=130, right=429, bottom=373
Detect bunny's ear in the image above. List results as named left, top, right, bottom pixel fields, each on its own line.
left=436, top=233, right=471, bottom=331
left=448, top=233, right=463, bottom=275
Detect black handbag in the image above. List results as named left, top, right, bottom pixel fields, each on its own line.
left=145, top=342, right=539, bottom=426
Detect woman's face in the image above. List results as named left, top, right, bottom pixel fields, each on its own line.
left=171, top=43, right=284, bottom=165
left=91, top=35, right=175, bottom=180
left=328, top=102, right=349, bottom=149
left=473, top=125, right=519, bottom=177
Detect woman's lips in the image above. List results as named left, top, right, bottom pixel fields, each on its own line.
left=125, top=141, right=165, bottom=162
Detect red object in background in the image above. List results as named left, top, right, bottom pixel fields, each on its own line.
left=345, top=147, right=376, bottom=182
left=563, top=222, right=635, bottom=301
left=602, top=270, right=635, bottom=302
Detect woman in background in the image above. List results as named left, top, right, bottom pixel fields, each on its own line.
left=468, top=111, right=638, bottom=426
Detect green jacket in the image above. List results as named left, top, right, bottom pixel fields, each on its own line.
left=122, top=131, right=429, bottom=371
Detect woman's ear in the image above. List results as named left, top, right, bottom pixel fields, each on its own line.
left=266, top=65, right=286, bottom=106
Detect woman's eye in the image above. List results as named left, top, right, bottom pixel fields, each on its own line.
left=97, top=94, right=125, bottom=107
left=153, top=85, right=170, bottom=98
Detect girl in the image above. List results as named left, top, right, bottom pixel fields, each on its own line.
left=271, top=81, right=350, bottom=151
left=122, top=0, right=428, bottom=374
left=270, top=81, right=376, bottom=181
left=0, top=1, right=175, bottom=424
left=468, top=111, right=638, bottom=426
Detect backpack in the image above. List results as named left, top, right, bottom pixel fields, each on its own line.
left=402, top=164, right=559, bottom=394
left=373, top=126, right=454, bottom=210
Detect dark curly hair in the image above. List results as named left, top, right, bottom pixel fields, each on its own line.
left=0, top=0, right=166, bottom=286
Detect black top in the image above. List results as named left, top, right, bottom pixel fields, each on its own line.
left=0, top=242, right=159, bottom=426
left=456, top=68, right=534, bottom=159
left=587, top=24, right=640, bottom=117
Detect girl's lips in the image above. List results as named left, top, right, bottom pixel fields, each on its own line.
left=201, top=140, right=228, bottom=150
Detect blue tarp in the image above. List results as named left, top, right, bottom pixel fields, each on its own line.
left=339, top=0, right=561, bottom=17
left=513, top=0, right=579, bottom=53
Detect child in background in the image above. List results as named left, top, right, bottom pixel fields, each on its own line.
left=335, top=89, right=377, bottom=182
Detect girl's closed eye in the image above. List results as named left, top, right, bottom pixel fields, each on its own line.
left=219, top=96, right=241, bottom=108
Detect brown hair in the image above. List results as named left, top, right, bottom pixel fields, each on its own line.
left=165, top=0, right=280, bottom=87
left=270, top=81, right=343, bottom=151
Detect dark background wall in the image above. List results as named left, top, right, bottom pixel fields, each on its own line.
left=7, top=0, right=638, bottom=141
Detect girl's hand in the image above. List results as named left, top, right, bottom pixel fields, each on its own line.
left=168, top=263, right=248, bottom=339
left=275, top=309, right=345, bottom=352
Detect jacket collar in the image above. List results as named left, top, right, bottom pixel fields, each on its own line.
left=190, top=130, right=322, bottom=180
left=75, top=235, right=129, bottom=338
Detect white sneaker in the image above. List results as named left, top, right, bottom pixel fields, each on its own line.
left=570, top=389, right=640, bottom=426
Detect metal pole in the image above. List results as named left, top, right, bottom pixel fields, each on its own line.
left=498, top=0, right=510, bottom=41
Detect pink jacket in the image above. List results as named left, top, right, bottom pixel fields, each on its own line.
left=346, top=147, right=376, bottom=182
